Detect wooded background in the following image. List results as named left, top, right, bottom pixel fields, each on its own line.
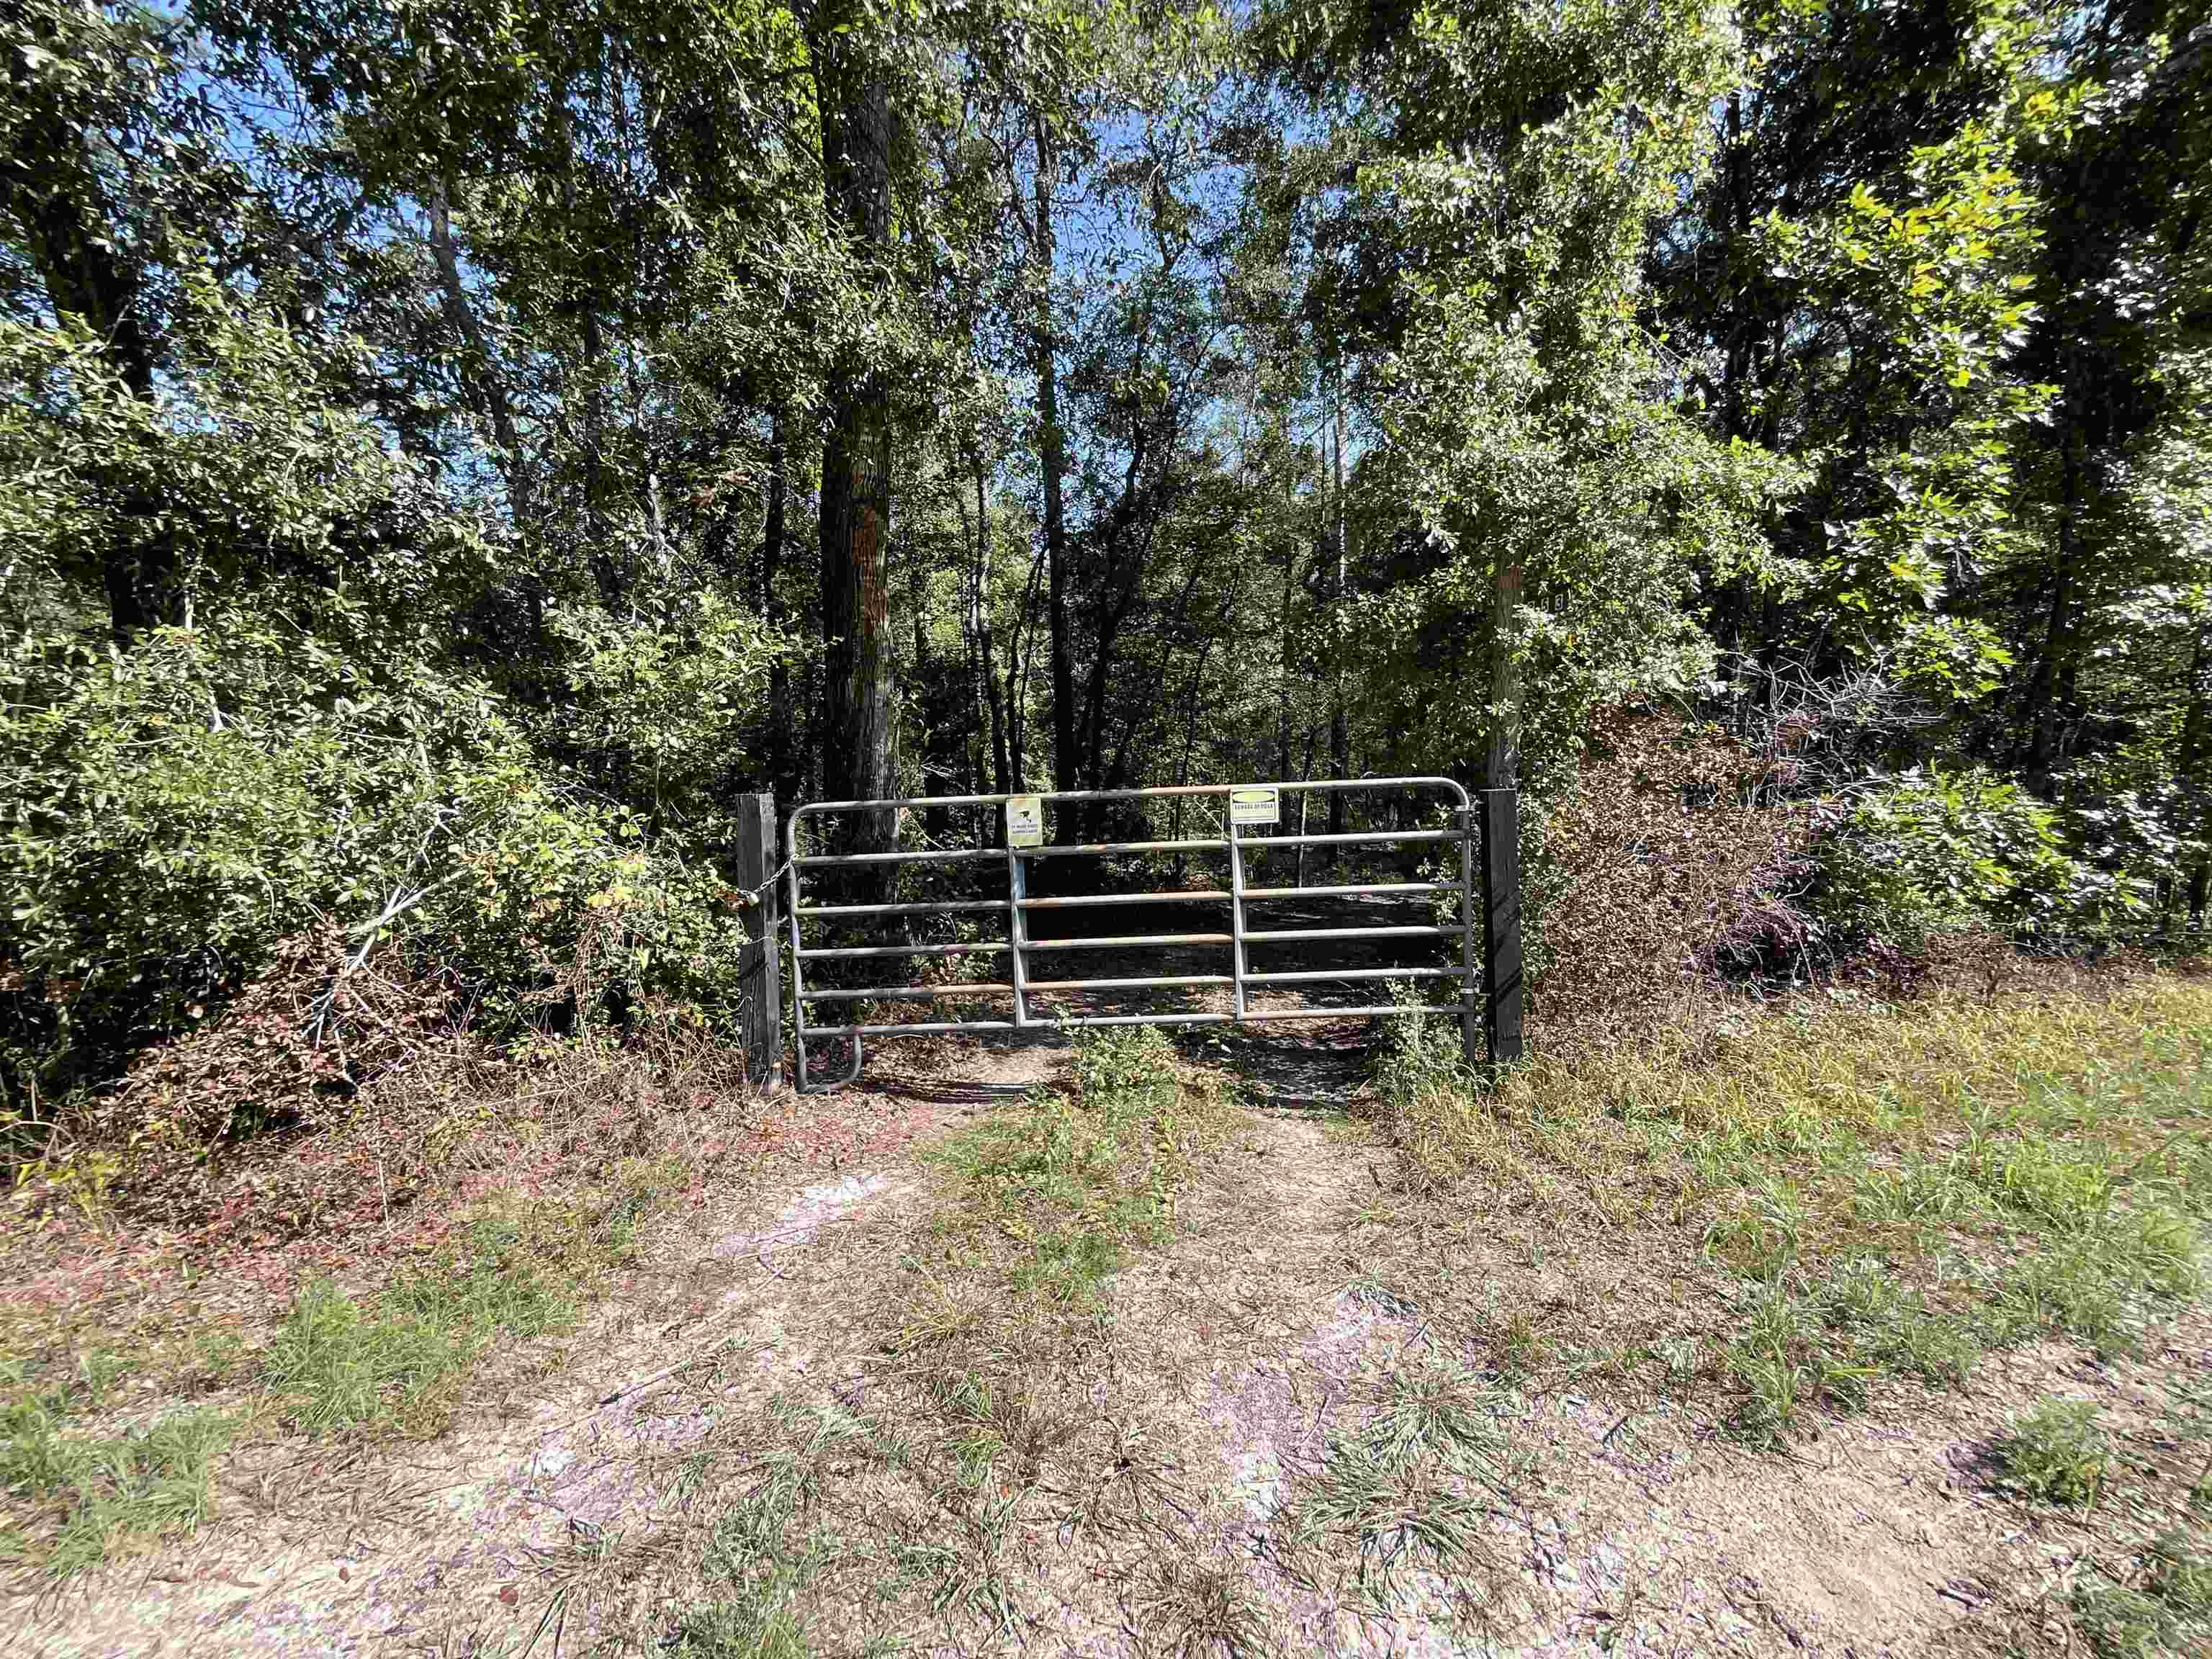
left=2, top=0, right=2207, bottom=1114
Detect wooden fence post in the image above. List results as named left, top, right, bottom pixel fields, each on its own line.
left=1480, top=787, right=1524, bottom=1066
left=735, top=792, right=783, bottom=1089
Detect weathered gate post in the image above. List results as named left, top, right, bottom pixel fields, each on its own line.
left=1480, top=788, right=1524, bottom=1066
left=735, top=792, right=784, bottom=1088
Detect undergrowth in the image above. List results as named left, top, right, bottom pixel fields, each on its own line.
left=264, top=1159, right=674, bottom=1439
left=1999, top=1397, right=2110, bottom=1507
left=926, top=1025, right=1233, bottom=1308
left=0, top=1354, right=233, bottom=1581
left=2070, top=1527, right=2212, bottom=1658
left=1280, top=1348, right=1532, bottom=1616
left=1367, top=964, right=2211, bottom=1442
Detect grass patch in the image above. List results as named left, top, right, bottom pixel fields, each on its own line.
left=1997, top=1397, right=2110, bottom=1507
left=673, top=1439, right=822, bottom=1658
left=0, top=1356, right=233, bottom=1580
left=1364, top=967, right=2210, bottom=1435
left=1127, top=1555, right=1274, bottom=1658
left=1282, top=1350, right=1529, bottom=1606
left=928, top=1026, right=1234, bottom=1308
left=657, top=1029, right=1243, bottom=1647
left=264, top=1164, right=673, bottom=1438
left=2069, top=1529, right=2212, bottom=1658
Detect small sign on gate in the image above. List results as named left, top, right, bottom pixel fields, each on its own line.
left=1228, top=786, right=1280, bottom=827
left=1005, top=794, right=1044, bottom=848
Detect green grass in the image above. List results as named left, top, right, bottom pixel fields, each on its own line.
left=1367, top=969, right=2211, bottom=1439
left=928, top=1026, right=1231, bottom=1308
left=264, top=1168, right=671, bottom=1439
left=2069, top=1529, right=2212, bottom=1658
left=1998, top=1397, right=2110, bottom=1507
left=672, top=1442, right=821, bottom=1658
left=0, top=1356, right=233, bottom=1579
left=1282, top=1352, right=1529, bottom=1604
left=654, top=1028, right=1239, bottom=1646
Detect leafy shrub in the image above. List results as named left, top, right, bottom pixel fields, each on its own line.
left=0, top=606, right=755, bottom=1119
left=1813, top=768, right=2142, bottom=950
left=0, top=283, right=778, bottom=1142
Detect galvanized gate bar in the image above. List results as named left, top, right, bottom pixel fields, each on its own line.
left=1244, top=830, right=1463, bottom=848
left=1228, top=813, right=1249, bottom=1018
left=1020, top=890, right=1232, bottom=909
left=1244, top=1004, right=1466, bottom=1021
left=1022, top=932, right=1235, bottom=950
left=797, top=940, right=1011, bottom=960
left=798, top=898, right=1007, bottom=918
left=1246, top=966, right=1457, bottom=984
left=783, top=776, right=1481, bottom=1092
left=1026, top=974, right=1233, bottom=992
left=1244, top=881, right=1453, bottom=899
left=1020, top=837, right=1227, bottom=858
left=801, top=983, right=1016, bottom=1002
left=1245, top=925, right=1464, bottom=943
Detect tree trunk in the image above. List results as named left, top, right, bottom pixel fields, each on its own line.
left=2024, top=426, right=2082, bottom=792
left=1326, top=383, right=1350, bottom=855
left=2, top=22, right=169, bottom=642
left=428, top=176, right=536, bottom=559
left=579, top=304, right=621, bottom=611
left=1275, top=461, right=1298, bottom=783
left=971, top=451, right=1012, bottom=797
left=1032, top=122, right=1077, bottom=792
left=2181, top=610, right=2211, bottom=927
left=817, top=35, right=900, bottom=848
left=761, top=416, right=799, bottom=820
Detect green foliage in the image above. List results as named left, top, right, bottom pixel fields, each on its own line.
left=1998, top=1397, right=2110, bottom=1506
left=0, top=1357, right=233, bottom=1580
left=1339, top=0, right=1785, bottom=783
left=1812, top=768, right=2141, bottom=949
left=933, top=1027, right=1226, bottom=1305
left=0, top=605, right=755, bottom=1104
left=1758, top=96, right=2057, bottom=684
left=261, top=1192, right=662, bottom=1437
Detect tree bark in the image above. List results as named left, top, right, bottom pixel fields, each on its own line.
left=428, top=176, right=535, bottom=554
left=2180, top=610, right=2211, bottom=927
left=1032, top=122, right=1076, bottom=792
left=817, top=35, right=900, bottom=849
left=971, top=450, right=1012, bottom=797
left=1326, top=382, right=1350, bottom=854
left=761, top=415, right=799, bottom=819
left=2023, top=426, right=2082, bottom=791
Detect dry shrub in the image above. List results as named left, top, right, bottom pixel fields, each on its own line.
left=1527, top=709, right=1829, bottom=1039
left=108, top=928, right=455, bottom=1141
left=21, top=927, right=763, bottom=1246
left=71, top=928, right=464, bottom=1221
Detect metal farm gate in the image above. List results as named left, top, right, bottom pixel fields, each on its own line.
left=778, top=779, right=1521, bottom=1092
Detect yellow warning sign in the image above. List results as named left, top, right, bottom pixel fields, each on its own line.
left=1228, top=786, right=1280, bottom=827
left=1005, top=794, right=1044, bottom=848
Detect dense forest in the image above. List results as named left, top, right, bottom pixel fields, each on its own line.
left=2, top=0, right=2208, bottom=1119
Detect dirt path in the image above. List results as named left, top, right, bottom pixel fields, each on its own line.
left=7, top=1027, right=2204, bottom=1657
